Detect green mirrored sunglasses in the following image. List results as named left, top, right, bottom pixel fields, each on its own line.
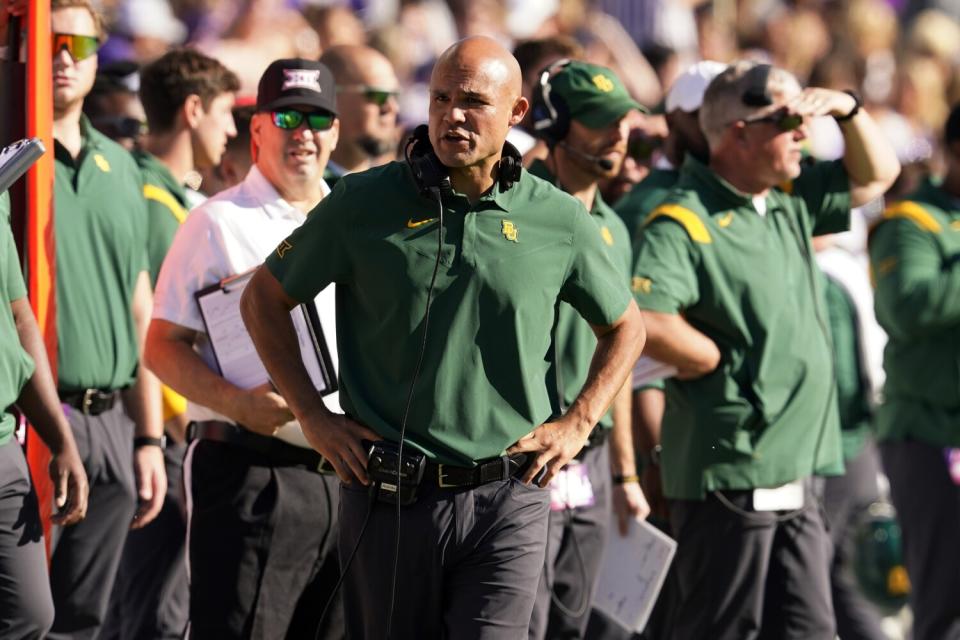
left=52, top=33, right=99, bottom=62
left=271, top=110, right=335, bottom=131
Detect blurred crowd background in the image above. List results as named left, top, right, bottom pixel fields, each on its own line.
left=85, top=0, right=959, bottom=189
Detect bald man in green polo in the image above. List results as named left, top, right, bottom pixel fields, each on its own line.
left=241, top=37, right=645, bottom=639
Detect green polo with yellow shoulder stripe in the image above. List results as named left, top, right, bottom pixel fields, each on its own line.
left=265, top=160, right=632, bottom=466
left=133, top=150, right=191, bottom=421
left=54, top=116, right=149, bottom=392
left=631, top=156, right=851, bottom=500
left=528, top=159, right=632, bottom=430
left=868, top=178, right=960, bottom=447
left=134, top=150, right=190, bottom=286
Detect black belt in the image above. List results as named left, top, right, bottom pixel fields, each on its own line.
left=59, top=389, right=119, bottom=416
left=425, top=453, right=530, bottom=488
left=188, top=420, right=334, bottom=474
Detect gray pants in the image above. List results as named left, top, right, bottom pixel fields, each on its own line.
left=102, top=440, right=188, bottom=640
left=881, top=440, right=960, bottom=640
left=669, top=482, right=835, bottom=640
left=338, top=475, right=551, bottom=640
left=186, top=438, right=343, bottom=640
left=529, top=442, right=611, bottom=640
left=49, top=401, right=138, bottom=640
left=0, top=438, right=55, bottom=639
left=822, top=442, right=886, bottom=640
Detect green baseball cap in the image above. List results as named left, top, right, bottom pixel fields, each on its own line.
left=551, top=61, right=646, bottom=128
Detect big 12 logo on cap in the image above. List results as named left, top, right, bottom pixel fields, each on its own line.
left=282, top=69, right=322, bottom=92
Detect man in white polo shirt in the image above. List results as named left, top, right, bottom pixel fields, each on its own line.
left=144, top=58, right=343, bottom=639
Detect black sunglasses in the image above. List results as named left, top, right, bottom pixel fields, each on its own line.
left=742, top=109, right=804, bottom=132
left=627, top=132, right=663, bottom=162
left=271, top=109, right=335, bottom=131
left=336, top=84, right=398, bottom=107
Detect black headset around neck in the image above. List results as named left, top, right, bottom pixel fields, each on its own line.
left=403, top=124, right=522, bottom=200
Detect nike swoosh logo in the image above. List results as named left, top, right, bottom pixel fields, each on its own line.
left=406, top=217, right=438, bottom=229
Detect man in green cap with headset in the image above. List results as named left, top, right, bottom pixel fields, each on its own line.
left=525, top=59, right=650, bottom=640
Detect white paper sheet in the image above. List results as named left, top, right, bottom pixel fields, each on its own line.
left=593, top=518, right=677, bottom=632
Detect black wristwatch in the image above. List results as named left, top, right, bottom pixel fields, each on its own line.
left=834, top=90, right=862, bottom=122
left=134, top=435, right=167, bottom=450
left=639, top=444, right=662, bottom=468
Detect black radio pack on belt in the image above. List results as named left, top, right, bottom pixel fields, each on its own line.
left=367, top=441, right=426, bottom=506
left=403, top=124, right=523, bottom=199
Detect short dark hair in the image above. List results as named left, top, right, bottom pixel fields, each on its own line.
left=512, top=36, right=583, bottom=77
left=226, top=104, right=255, bottom=156
left=139, top=48, right=240, bottom=134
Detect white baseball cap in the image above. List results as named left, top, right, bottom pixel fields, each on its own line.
left=665, top=60, right=728, bottom=113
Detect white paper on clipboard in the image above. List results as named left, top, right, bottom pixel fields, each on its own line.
left=593, top=517, right=677, bottom=633
left=195, top=269, right=336, bottom=395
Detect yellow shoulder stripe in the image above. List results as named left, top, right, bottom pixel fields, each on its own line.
left=882, top=201, right=941, bottom=233
left=144, top=184, right=187, bottom=224
left=644, top=204, right=712, bottom=244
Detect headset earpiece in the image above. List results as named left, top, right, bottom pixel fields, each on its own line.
left=498, top=141, right=523, bottom=191
left=531, top=59, right=573, bottom=146
left=405, top=124, right=452, bottom=199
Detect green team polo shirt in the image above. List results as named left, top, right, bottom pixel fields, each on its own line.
left=528, top=159, right=632, bottom=429
left=868, top=179, right=960, bottom=447
left=614, top=167, right=679, bottom=243
left=134, top=150, right=189, bottom=286
left=54, top=117, right=148, bottom=392
left=266, top=161, right=632, bottom=466
left=0, top=193, right=36, bottom=445
left=632, top=156, right=850, bottom=499
left=821, top=272, right=871, bottom=460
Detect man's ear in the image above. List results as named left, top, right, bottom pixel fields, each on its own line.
left=510, top=96, right=529, bottom=127
left=183, top=94, right=204, bottom=129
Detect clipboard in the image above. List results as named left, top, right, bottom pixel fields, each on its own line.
left=195, top=268, right=337, bottom=395
left=0, top=138, right=45, bottom=194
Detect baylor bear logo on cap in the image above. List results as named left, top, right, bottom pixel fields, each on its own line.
left=592, top=74, right=614, bottom=93
left=282, top=69, right=322, bottom=92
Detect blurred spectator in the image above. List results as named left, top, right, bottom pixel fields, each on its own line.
left=194, top=0, right=320, bottom=95
left=83, top=60, right=147, bottom=151
left=99, top=0, right=187, bottom=63
left=614, top=60, right=724, bottom=239
left=302, top=4, right=366, bottom=50
left=319, top=44, right=400, bottom=183
left=198, top=103, right=254, bottom=196
left=597, top=112, right=667, bottom=207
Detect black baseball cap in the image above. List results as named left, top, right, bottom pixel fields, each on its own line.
left=256, top=58, right=337, bottom=115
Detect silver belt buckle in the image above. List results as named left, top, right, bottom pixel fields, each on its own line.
left=82, top=389, right=96, bottom=415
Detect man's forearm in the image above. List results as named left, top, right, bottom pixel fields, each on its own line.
left=11, top=298, right=73, bottom=454
left=566, top=301, right=645, bottom=432
left=240, top=267, right=328, bottom=421
left=839, top=110, right=900, bottom=206
left=145, top=322, right=250, bottom=423
left=640, top=310, right=719, bottom=377
left=608, top=380, right=636, bottom=476
left=127, top=270, right=162, bottom=438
